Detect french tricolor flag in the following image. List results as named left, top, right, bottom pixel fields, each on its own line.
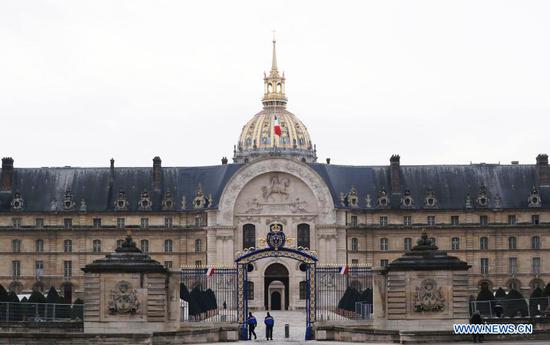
left=206, top=267, right=215, bottom=277
left=339, top=265, right=349, bottom=275
left=274, top=115, right=282, bottom=137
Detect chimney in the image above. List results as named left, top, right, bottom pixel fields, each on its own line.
left=390, top=154, right=401, bottom=194
left=153, top=156, right=162, bottom=190
left=326, top=158, right=331, bottom=164
left=1, top=157, right=14, bottom=192
left=221, top=157, right=228, bottom=165
left=536, top=154, right=549, bottom=186
left=110, top=158, right=115, bottom=170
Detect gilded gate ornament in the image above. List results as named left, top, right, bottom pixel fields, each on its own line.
left=108, top=281, right=140, bottom=315
left=414, top=279, right=445, bottom=312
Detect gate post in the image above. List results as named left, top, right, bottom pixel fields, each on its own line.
left=238, top=263, right=249, bottom=340
left=305, top=262, right=316, bottom=340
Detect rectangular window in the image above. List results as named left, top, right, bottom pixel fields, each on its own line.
left=532, top=257, right=541, bottom=274
left=12, top=218, right=21, bottom=228
left=479, top=215, right=488, bottom=226
left=509, top=257, right=517, bottom=275
left=64, top=218, right=72, bottom=229
left=403, top=216, right=412, bottom=226
left=380, top=259, right=389, bottom=267
left=452, top=237, right=460, bottom=250
left=481, top=258, right=489, bottom=275
left=140, top=240, right=149, bottom=253
left=165, top=217, right=173, bottom=228
left=164, top=261, right=173, bottom=269
left=379, top=216, right=388, bottom=226
left=350, top=215, right=358, bottom=227
left=351, top=259, right=359, bottom=265
left=248, top=281, right=255, bottom=300
left=116, top=218, right=125, bottom=229
left=451, top=216, right=459, bottom=225
left=404, top=238, right=412, bottom=251
left=140, top=218, right=149, bottom=228
left=195, top=260, right=202, bottom=268
left=35, top=218, right=44, bottom=228
left=195, top=215, right=203, bottom=227
left=427, top=216, right=435, bottom=226
left=35, top=260, right=44, bottom=277
left=299, top=281, right=307, bottom=300
left=508, top=215, right=516, bottom=225
left=12, top=239, right=21, bottom=253
left=12, top=261, right=20, bottom=278
left=93, top=218, right=102, bottom=228
left=64, top=261, right=72, bottom=278
left=532, top=215, right=540, bottom=225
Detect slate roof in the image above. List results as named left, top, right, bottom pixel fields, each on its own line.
left=0, top=162, right=548, bottom=212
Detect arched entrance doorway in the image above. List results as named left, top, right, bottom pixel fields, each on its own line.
left=264, top=263, right=289, bottom=310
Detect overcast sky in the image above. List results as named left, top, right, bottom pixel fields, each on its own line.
left=1, top=1, right=549, bottom=168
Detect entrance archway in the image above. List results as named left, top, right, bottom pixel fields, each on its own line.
left=264, top=263, right=289, bottom=310
left=235, top=224, right=318, bottom=340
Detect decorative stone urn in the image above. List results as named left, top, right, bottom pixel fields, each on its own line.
left=82, top=233, right=179, bottom=333
left=373, top=232, right=471, bottom=331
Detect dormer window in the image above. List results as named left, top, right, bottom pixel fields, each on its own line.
left=63, top=190, right=75, bottom=210
left=377, top=187, right=390, bottom=208
left=424, top=189, right=437, bottom=208
left=401, top=190, right=414, bottom=208
left=10, top=192, right=24, bottom=211
left=114, top=191, right=129, bottom=211
left=528, top=186, right=542, bottom=208
left=476, top=184, right=489, bottom=207
left=138, top=191, right=152, bottom=211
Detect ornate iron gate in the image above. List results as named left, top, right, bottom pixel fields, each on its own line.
left=235, top=224, right=318, bottom=340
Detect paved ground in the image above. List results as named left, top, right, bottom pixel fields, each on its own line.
left=233, top=311, right=545, bottom=345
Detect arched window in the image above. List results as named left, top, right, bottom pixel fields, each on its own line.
left=195, top=239, right=202, bottom=253
left=297, top=224, right=310, bottom=248
left=351, top=238, right=359, bottom=252
left=508, top=236, right=517, bottom=250
left=247, top=281, right=254, bottom=300
left=165, top=239, right=173, bottom=253
left=404, top=238, right=412, bottom=251
left=35, top=239, right=44, bottom=252
left=299, top=281, right=307, bottom=300
left=276, top=83, right=282, bottom=93
left=92, top=239, right=101, bottom=253
left=480, top=237, right=488, bottom=250
left=12, top=239, right=21, bottom=253
left=532, top=236, right=541, bottom=250
left=452, top=237, right=460, bottom=250
left=140, top=239, right=149, bottom=253
left=243, top=224, right=255, bottom=249
left=267, top=83, right=273, bottom=92
left=116, top=239, right=123, bottom=248
left=64, top=239, right=72, bottom=252
left=380, top=238, right=389, bottom=251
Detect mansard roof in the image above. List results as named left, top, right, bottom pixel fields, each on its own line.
left=0, top=160, right=548, bottom=212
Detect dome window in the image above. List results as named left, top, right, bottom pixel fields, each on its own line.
left=476, top=184, right=489, bottom=207
left=114, top=191, right=129, bottom=211
left=377, top=187, right=390, bottom=208
left=10, top=192, right=24, bottom=211
left=424, top=189, right=437, bottom=208
left=268, top=83, right=273, bottom=92
left=276, top=83, right=282, bottom=93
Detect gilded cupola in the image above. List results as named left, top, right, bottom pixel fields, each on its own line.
left=233, top=38, right=317, bottom=164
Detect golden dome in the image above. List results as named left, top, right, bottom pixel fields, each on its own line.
left=234, top=108, right=316, bottom=163
left=233, top=38, right=317, bottom=163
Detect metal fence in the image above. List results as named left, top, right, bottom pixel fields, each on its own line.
left=180, top=267, right=238, bottom=322
left=315, top=266, right=373, bottom=321
left=0, top=302, right=83, bottom=322
left=472, top=297, right=550, bottom=318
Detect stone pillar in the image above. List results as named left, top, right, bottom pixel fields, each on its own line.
left=375, top=232, right=471, bottom=331
left=82, top=234, right=175, bottom=333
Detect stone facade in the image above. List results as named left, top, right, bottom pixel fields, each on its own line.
left=0, top=39, right=549, bottom=311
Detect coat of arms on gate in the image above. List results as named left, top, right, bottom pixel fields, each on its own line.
left=267, top=223, right=286, bottom=250
left=414, top=279, right=445, bottom=312
left=108, top=280, right=140, bottom=315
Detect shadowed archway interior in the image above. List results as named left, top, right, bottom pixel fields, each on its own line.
left=264, top=263, right=289, bottom=310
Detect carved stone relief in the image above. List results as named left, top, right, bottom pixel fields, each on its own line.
left=413, top=279, right=445, bottom=312
left=108, top=280, right=140, bottom=315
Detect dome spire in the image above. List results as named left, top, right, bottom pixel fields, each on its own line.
left=263, top=34, right=287, bottom=108
left=271, top=31, right=278, bottom=71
